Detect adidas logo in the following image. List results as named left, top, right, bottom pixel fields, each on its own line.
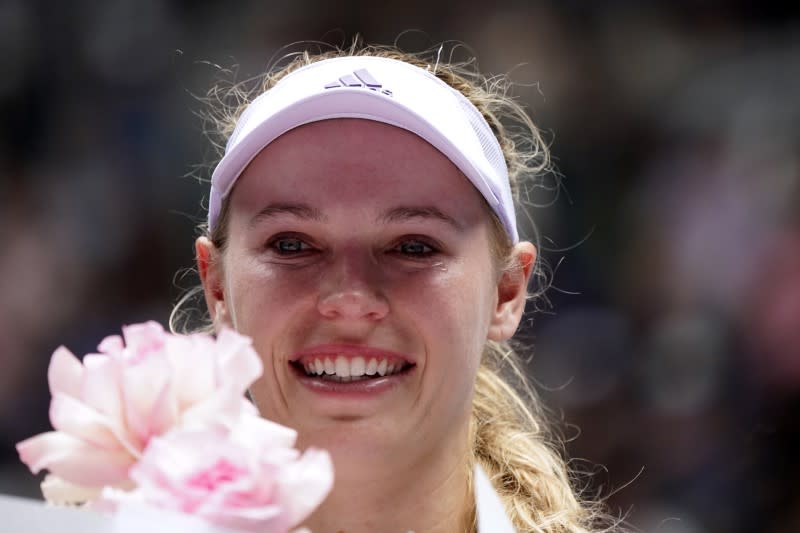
left=324, top=68, right=393, bottom=96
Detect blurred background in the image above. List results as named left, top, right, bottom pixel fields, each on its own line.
left=1, top=1, right=798, bottom=531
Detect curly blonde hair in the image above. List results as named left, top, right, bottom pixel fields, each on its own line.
left=172, top=40, right=619, bottom=533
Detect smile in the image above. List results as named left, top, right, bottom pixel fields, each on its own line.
left=289, top=344, right=416, bottom=387
left=298, top=356, right=411, bottom=381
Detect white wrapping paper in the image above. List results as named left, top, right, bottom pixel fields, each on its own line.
left=474, top=464, right=517, bottom=533
left=0, top=494, right=240, bottom=533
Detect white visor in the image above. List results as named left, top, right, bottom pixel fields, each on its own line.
left=209, top=55, right=518, bottom=243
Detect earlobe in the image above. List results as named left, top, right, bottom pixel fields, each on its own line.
left=196, top=237, right=231, bottom=331
left=487, top=242, right=537, bottom=342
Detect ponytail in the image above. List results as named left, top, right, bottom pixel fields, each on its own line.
left=469, top=341, right=606, bottom=532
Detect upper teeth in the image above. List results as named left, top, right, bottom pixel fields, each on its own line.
left=303, top=356, right=401, bottom=378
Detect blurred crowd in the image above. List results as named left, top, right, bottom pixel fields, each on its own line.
left=1, top=2, right=798, bottom=532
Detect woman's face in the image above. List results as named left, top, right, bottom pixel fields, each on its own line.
left=198, top=119, right=531, bottom=467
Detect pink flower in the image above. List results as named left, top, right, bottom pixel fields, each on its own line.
left=101, top=415, right=333, bottom=533
left=16, top=322, right=263, bottom=498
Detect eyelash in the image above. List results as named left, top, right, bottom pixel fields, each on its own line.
left=391, top=238, right=439, bottom=258
left=264, top=235, right=441, bottom=259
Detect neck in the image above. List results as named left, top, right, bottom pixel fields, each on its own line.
left=302, top=430, right=474, bottom=533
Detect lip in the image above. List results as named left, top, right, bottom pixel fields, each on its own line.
left=293, top=367, right=415, bottom=396
left=289, top=343, right=417, bottom=397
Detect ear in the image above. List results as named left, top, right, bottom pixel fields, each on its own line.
left=196, top=236, right=233, bottom=331
left=487, top=241, right=536, bottom=341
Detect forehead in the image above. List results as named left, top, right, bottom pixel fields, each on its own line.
left=229, top=119, right=490, bottom=220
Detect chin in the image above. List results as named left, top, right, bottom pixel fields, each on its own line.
left=295, top=417, right=411, bottom=465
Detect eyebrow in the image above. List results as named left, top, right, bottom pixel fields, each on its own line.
left=249, top=203, right=326, bottom=227
left=379, top=206, right=463, bottom=231
left=248, top=203, right=463, bottom=231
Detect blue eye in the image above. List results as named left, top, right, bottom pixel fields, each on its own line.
left=395, top=240, right=436, bottom=256
left=269, top=237, right=312, bottom=255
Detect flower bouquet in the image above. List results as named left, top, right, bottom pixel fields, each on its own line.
left=13, top=322, right=333, bottom=533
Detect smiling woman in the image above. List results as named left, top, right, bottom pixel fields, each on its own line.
left=173, top=42, right=616, bottom=533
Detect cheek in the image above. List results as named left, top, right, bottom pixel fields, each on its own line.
left=225, top=250, right=315, bottom=315
left=413, top=261, right=496, bottom=371
left=420, top=280, right=487, bottom=422
left=435, top=262, right=496, bottom=339
left=222, top=254, right=316, bottom=360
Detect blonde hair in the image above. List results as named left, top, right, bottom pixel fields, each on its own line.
left=173, top=40, right=618, bottom=532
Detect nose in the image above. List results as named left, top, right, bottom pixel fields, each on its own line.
left=316, top=253, right=389, bottom=321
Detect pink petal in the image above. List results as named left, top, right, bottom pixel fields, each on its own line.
left=49, top=393, right=129, bottom=450
left=145, top=375, right=181, bottom=438
left=129, top=428, right=240, bottom=500
left=127, top=435, right=190, bottom=490
left=81, top=354, right=123, bottom=421
left=231, top=414, right=297, bottom=450
left=215, top=328, right=263, bottom=393
left=98, top=334, right=124, bottom=356
left=241, top=400, right=259, bottom=416
left=122, top=321, right=166, bottom=357
left=165, top=335, right=217, bottom=410
left=47, top=346, right=84, bottom=398
left=121, top=355, right=176, bottom=446
left=276, top=448, right=334, bottom=525
left=16, top=432, right=134, bottom=486
left=199, top=504, right=287, bottom=533
left=179, top=388, right=245, bottom=431
left=17, top=431, right=60, bottom=474
left=82, top=353, right=111, bottom=369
